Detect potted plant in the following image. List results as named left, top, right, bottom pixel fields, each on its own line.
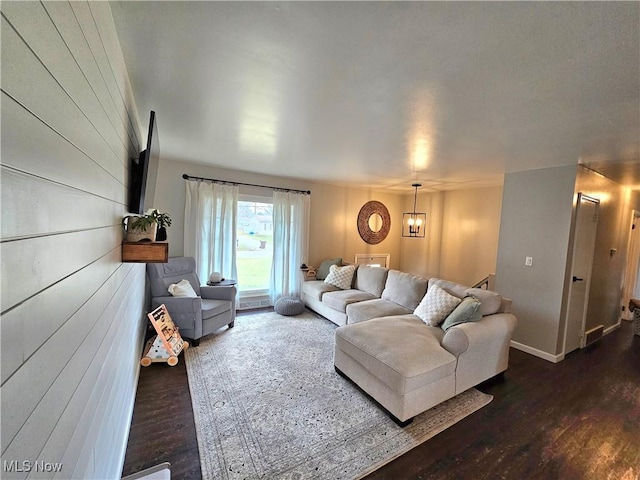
left=123, top=213, right=157, bottom=242
left=149, top=209, right=172, bottom=241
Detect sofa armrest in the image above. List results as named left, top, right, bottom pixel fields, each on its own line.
left=442, top=312, right=517, bottom=394
left=200, top=285, right=237, bottom=301
left=441, top=313, right=517, bottom=358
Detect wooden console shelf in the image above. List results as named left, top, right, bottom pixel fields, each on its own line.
left=122, top=241, right=168, bottom=263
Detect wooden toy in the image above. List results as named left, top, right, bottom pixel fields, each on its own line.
left=140, top=304, right=189, bottom=367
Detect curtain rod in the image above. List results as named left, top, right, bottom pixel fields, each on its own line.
left=182, top=174, right=311, bottom=195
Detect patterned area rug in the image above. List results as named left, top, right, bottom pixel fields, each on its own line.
left=185, top=310, right=492, bottom=480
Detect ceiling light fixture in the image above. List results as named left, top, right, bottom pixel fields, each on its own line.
left=402, top=183, right=427, bottom=238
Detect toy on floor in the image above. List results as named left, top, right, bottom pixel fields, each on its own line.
left=140, top=304, right=189, bottom=367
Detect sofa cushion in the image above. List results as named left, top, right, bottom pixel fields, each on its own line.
left=324, top=264, right=357, bottom=289
left=346, top=298, right=413, bottom=324
left=322, top=289, right=376, bottom=313
left=381, top=270, right=428, bottom=310
left=354, top=266, right=389, bottom=298
left=302, top=280, right=340, bottom=301
left=414, top=284, right=462, bottom=326
left=322, top=289, right=377, bottom=313
left=441, top=295, right=482, bottom=331
left=335, top=315, right=454, bottom=395
left=201, top=298, right=231, bottom=320
left=316, top=258, right=342, bottom=280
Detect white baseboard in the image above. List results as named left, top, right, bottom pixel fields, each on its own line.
left=511, top=322, right=621, bottom=364
left=604, top=322, right=620, bottom=335
left=510, top=340, right=564, bottom=363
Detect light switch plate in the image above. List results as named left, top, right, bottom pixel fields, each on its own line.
left=525, top=256, right=533, bottom=266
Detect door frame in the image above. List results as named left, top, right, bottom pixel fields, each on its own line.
left=622, top=209, right=640, bottom=320
left=562, top=193, right=600, bottom=354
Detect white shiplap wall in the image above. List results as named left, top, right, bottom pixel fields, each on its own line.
left=1, top=2, right=147, bottom=479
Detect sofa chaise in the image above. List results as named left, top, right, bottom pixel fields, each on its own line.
left=301, top=264, right=517, bottom=426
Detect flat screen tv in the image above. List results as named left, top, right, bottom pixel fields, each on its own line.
left=128, top=111, right=159, bottom=214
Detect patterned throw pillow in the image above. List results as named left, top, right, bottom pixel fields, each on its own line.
left=414, top=284, right=462, bottom=326
left=324, top=264, right=356, bottom=290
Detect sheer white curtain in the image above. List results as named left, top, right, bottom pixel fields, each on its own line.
left=184, top=180, right=238, bottom=284
left=270, top=191, right=310, bottom=303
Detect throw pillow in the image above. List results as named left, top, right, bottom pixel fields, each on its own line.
left=414, top=284, right=462, bottom=326
left=168, top=279, right=197, bottom=297
left=316, top=258, right=342, bottom=280
left=441, top=295, right=483, bottom=332
left=324, top=264, right=356, bottom=290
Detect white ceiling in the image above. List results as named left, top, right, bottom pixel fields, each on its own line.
left=110, top=1, right=640, bottom=192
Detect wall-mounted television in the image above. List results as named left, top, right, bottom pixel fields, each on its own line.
left=128, top=111, right=159, bottom=214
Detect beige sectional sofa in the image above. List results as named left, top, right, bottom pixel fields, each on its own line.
left=301, top=265, right=517, bottom=426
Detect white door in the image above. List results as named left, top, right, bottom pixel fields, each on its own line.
left=564, top=194, right=599, bottom=354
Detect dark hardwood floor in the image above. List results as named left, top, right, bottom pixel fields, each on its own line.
left=122, top=315, right=639, bottom=479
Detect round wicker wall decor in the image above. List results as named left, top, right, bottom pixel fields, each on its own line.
left=357, top=201, right=391, bottom=245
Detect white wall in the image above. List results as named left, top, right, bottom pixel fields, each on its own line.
left=1, top=2, right=145, bottom=478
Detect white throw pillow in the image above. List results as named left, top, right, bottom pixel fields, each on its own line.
left=414, top=284, right=462, bottom=326
left=324, top=264, right=356, bottom=290
left=168, top=279, right=198, bottom=297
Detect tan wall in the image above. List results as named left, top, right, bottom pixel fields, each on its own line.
left=154, top=159, right=503, bottom=283
left=440, top=187, right=503, bottom=285
left=575, top=166, right=640, bottom=334
left=399, top=191, right=445, bottom=279
left=399, top=187, right=503, bottom=285
left=307, top=183, right=403, bottom=269
left=153, top=159, right=403, bottom=268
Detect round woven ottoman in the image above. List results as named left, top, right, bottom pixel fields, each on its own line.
left=274, top=296, right=305, bottom=316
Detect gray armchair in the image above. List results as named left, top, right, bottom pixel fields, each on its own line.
left=147, top=257, right=236, bottom=346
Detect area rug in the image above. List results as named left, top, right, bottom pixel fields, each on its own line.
left=185, top=310, right=492, bottom=480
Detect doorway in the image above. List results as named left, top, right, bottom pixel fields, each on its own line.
left=622, top=210, right=640, bottom=320
left=564, top=193, right=600, bottom=354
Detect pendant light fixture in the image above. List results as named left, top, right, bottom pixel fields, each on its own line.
left=402, top=183, right=427, bottom=238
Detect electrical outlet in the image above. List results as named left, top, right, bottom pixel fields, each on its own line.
left=525, top=256, right=533, bottom=267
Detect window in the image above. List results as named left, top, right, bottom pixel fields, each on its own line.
left=236, top=196, right=273, bottom=296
